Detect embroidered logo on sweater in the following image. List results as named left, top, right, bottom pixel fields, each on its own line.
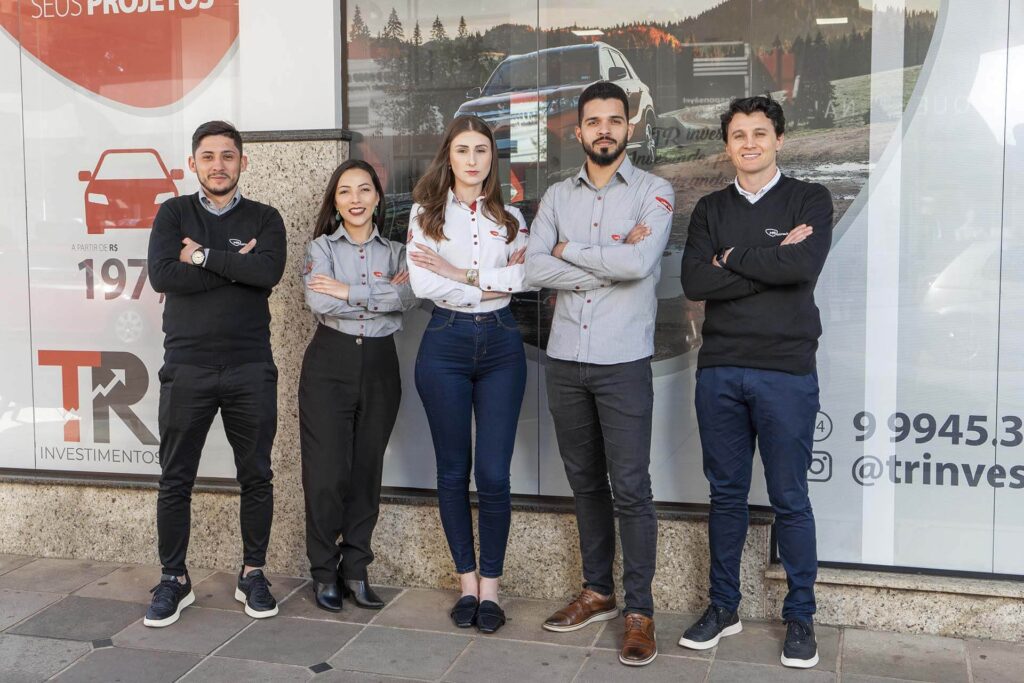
left=765, top=229, right=790, bottom=238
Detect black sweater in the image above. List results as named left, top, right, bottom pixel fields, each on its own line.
left=148, top=194, right=287, bottom=365
left=680, top=175, right=833, bottom=375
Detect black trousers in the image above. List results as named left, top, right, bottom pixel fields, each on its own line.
left=299, top=325, right=401, bottom=584
left=546, top=356, right=658, bottom=617
left=157, top=361, right=278, bottom=576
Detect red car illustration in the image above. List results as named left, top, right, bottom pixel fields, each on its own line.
left=78, top=149, right=184, bottom=234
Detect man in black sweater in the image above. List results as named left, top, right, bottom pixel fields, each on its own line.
left=144, top=121, right=286, bottom=628
left=679, top=95, right=833, bottom=668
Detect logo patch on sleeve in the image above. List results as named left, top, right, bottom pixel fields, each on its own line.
left=303, top=260, right=313, bottom=275
left=373, top=271, right=384, bottom=278
left=406, top=229, right=414, bottom=243
left=611, top=234, right=622, bottom=241
left=655, top=196, right=673, bottom=213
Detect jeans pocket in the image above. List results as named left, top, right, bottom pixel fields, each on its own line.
left=425, top=316, right=450, bottom=332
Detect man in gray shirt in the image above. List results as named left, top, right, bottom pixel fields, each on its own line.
left=526, top=81, right=674, bottom=667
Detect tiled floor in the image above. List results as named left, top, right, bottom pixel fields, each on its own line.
left=1, top=554, right=1020, bottom=682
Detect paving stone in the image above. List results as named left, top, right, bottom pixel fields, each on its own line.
left=444, top=638, right=587, bottom=683
left=278, top=582, right=402, bottom=624
left=575, top=648, right=708, bottom=682
left=713, top=619, right=840, bottom=671
left=708, top=660, right=837, bottom=682
left=75, top=564, right=214, bottom=604
left=314, top=671, right=423, bottom=682
left=0, top=555, right=34, bottom=577
left=179, top=656, right=313, bottom=682
left=217, top=616, right=360, bottom=666
left=192, top=571, right=307, bottom=611
left=0, top=558, right=119, bottom=593
left=843, top=676, right=921, bottom=683
left=967, top=638, right=1024, bottom=683
left=112, top=606, right=250, bottom=654
left=0, top=633, right=90, bottom=682
left=51, top=647, right=200, bottom=682
left=8, top=596, right=145, bottom=641
left=842, top=629, right=969, bottom=683
left=596, top=610, right=713, bottom=659
left=330, top=625, right=470, bottom=680
left=0, top=588, right=63, bottom=630
left=371, top=588, right=478, bottom=635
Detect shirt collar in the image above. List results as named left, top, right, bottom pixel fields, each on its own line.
left=734, top=168, right=782, bottom=202
left=447, top=189, right=486, bottom=212
left=198, top=189, right=242, bottom=215
left=574, top=154, right=636, bottom=190
left=327, top=224, right=386, bottom=246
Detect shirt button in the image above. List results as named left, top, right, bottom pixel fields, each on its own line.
left=593, top=222, right=598, bottom=227
left=583, top=324, right=589, bottom=330
left=597, top=196, right=602, bottom=201
left=507, top=287, right=512, bottom=292
left=373, top=306, right=378, bottom=310
left=587, top=299, right=592, bottom=303
left=358, top=314, right=364, bottom=319
left=486, top=286, right=492, bottom=290
left=356, top=338, right=363, bottom=345
left=360, top=255, right=365, bottom=259
left=473, top=260, right=477, bottom=265
left=574, top=286, right=580, bottom=290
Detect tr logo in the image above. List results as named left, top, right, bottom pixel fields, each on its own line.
left=37, top=350, right=158, bottom=445
left=765, top=228, right=789, bottom=238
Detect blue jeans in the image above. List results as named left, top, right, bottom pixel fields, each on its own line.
left=695, top=365, right=819, bottom=621
left=414, top=306, right=527, bottom=578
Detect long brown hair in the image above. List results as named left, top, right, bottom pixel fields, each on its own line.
left=312, top=160, right=386, bottom=239
left=412, top=115, right=518, bottom=244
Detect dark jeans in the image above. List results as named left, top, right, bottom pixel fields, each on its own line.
left=546, top=356, right=657, bottom=617
left=414, top=306, right=526, bottom=578
left=157, top=361, right=277, bottom=576
left=299, top=325, right=401, bottom=584
left=695, top=365, right=819, bottom=621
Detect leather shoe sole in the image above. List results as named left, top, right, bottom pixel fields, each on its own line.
left=619, top=647, right=658, bottom=666
left=542, top=606, right=618, bottom=633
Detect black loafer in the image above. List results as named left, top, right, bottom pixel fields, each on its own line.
left=313, top=582, right=342, bottom=612
left=450, top=595, right=478, bottom=628
left=342, top=578, right=386, bottom=610
left=477, top=600, right=506, bottom=634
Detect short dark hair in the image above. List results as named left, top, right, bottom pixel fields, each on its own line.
left=720, top=94, right=785, bottom=141
left=577, top=81, right=630, bottom=125
left=191, top=120, right=243, bottom=156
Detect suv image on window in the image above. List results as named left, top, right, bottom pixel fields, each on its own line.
left=456, top=42, right=658, bottom=166
left=78, top=149, right=184, bottom=234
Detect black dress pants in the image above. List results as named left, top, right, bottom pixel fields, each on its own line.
left=299, top=325, right=401, bottom=584
left=157, top=361, right=278, bottom=576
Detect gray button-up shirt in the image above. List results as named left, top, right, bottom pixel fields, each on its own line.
left=303, top=226, right=417, bottom=338
left=198, top=190, right=242, bottom=216
left=525, top=156, right=675, bottom=364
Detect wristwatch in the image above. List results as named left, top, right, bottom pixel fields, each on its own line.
left=190, top=248, right=206, bottom=266
left=466, top=268, right=479, bottom=286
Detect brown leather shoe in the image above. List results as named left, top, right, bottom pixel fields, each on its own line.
left=542, top=588, right=618, bottom=632
left=619, top=613, right=657, bottom=666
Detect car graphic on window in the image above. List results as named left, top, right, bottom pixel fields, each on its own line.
left=456, top=42, right=659, bottom=167
left=78, top=149, right=184, bottom=234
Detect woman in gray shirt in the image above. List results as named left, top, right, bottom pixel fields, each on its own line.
left=299, top=160, right=416, bottom=613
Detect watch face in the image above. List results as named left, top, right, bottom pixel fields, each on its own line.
left=191, top=249, right=205, bottom=265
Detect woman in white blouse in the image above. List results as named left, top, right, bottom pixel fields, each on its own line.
left=407, top=114, right=534, bottom=634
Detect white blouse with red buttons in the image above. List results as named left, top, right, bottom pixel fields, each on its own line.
left=406, top=191, right=536, bottom=313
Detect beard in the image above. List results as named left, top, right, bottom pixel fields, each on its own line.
left=583, top=136, right=627, bottom=167
left=199, top=173, right=239, bottom=197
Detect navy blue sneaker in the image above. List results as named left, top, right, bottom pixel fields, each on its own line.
left=781, top=619, right=819, bottom=668
left=678, top=604, right=742, bottom=650
left=234, top=568, right=278, bottom=618
left=143, top=573, right=194, bottom=627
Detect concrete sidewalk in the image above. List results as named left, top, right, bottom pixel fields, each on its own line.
left=0, top=555, right=1018, bottom=682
